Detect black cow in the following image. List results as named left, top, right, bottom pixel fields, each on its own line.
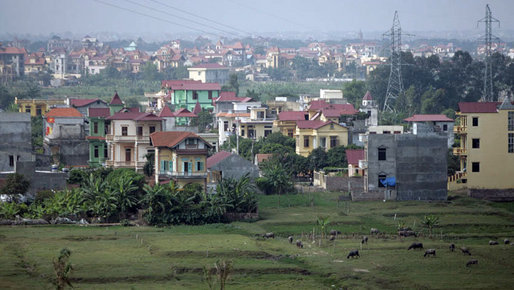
left=347, top=250, right=360, bottom=259
left=407, top=242, right=424, bottom=250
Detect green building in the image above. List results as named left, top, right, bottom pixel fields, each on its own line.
left=162, top=80, right=220, bottom=112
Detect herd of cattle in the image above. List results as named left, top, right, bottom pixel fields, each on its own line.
left=260, top=229, right=511, bottom=267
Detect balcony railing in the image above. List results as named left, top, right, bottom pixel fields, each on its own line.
left=105, top=135, right=151, bottom=142
left=106, top=161, right=146, bottom=168
left=453, top=148, right=467, bottom=155
left=453, top=125, right=467, bottom=134
left=163, top=171, right=207, bottom=178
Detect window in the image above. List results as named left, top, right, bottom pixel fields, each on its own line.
left=224, top=121, right=228, bottom=131
left=509, top=133, right=514, bottom=153
left=472, top=138, right=480, bottom=149
left=93, top=122, right=98, bottom=134
left=264, top=130, right=272, bottom=137
left=25, top=107, right=31, bottom=113
left=192, top=91, right=198, bottom=100
left=36, top=106, right=42, bottom=116
left=472, top=162, right=480, bottom=172
left=287, top=129, right=294, bottom=138
left=304, top=114, right=309, bottom=120
left=196, top=161, right=204, bottom=171
left=304, top=136, right=310, bottom=148
left=162, top=160, right=169, bottom=172
left=241, top=129, right=245, bottom=136
left=125, top=148, right=131, bottom=162
left=149, top=126, right=156, bottom=134
left=104, top=124, right=109, bottom=135
left=393, top=131, right=401, bottom=134
left=320, top=137, right=326, bottom=148
left=383, top=131, right=391, bottom=134
left=378, top=174, right=387, bottom=188
left=104, top=145, right=108, bottom=158
left=378, top=147, right=386, bottom=161
left=9, top=155, right=14, bottom=167
left=330, top=136, right=338, bottom=148
left=94, top=145, right=99, bottom=158
left=330, top=124, right=334, bottom=129
left=472, top=117, right=479, bottom=127
left=186, top=138, right=196, bottom=145
left=208, top=91, right=212, bottom=99
left=137, top=126, right=143, bottom=136
left=122, top=126, right=128, bottom=136
left=443, top=124, right=448, bottom=131
left=509, top=112, right=514, bottom=131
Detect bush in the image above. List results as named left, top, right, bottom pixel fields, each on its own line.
left=0, top=173, right=30, bottom=201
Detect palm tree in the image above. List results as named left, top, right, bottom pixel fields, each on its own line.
left=111, top=174, right=139, bottom=219
left=422, top=215, right=440, bottom=237
left=317, top=216, right=330, bottom=239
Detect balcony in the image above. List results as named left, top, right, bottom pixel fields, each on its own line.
left=106, top=160, right=146, bottom=168
left=453, top=125, right=467, bottom=134
left=453, top=148, right=467, bottom=155
left=162, top=171, right=208, bottom=178
left=105, top=135, right=151, bottom=143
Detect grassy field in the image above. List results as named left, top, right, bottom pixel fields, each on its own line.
left=1, top=192, right=513, bottom=289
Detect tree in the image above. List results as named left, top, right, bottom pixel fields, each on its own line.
left=308, top=148, right=328, bottom=171
left=31, top=116, right=44, bottom=153
left=0, top=85, right=13, bottom=110
left=343, top=80, right=367, bottom=107
left=111, top=174, right=139, bottom=219
left=190, top=110, right=213, bottom=133
left=53, top=248, right=73, bottom=290
left=140, top=62, right=161, bottom=81
left=421, top=215, right=440, bottom=237
left=0, top=173, right=30, bottom=201
left=143, top=152, right=154, bottom=177
left=326, top=146, right=347, bottom=168
left=245, top=89, right=259, bottom=101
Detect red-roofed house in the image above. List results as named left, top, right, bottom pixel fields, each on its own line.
left=404, top=114, right=455, bottom=148
left=295, top=120, right=349, bottom=157
left=0, top=44, right=26, bottom=80
left=105, top=109, right=162, bottom=171
left=187, top=63, right=229, bottom=84
left=68, top=98, right=108, bottom=119
left=346, top=149, right=365, bottom=177
left=150, top=131, right=212, bottom=188
left=274, top=111, right=309, bottom=137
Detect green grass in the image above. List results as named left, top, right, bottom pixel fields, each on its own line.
left=1, top=193, right=513, bottom=289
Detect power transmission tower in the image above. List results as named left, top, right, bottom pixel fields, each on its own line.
left=383, top=11, right=405, bottom=112
left=477, top=4, right=500, bottom=102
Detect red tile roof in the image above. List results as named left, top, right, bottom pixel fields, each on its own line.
left=109, top=92, right=124, bottom=105
left=346, top=149, right=364, bottom=165
left=206, top=151, right=232, bottom=168
left=404, top=114, right=453, bottom=122
left=363, top=91, right=373, bottom=100
left=193, top=101, right=202, bottom=114
left=159, top=105, right=175, bottom=118
left=296, top=120, right=330, bottom=129
left=278, top=111, right=307, bottom=121
left=219, top=91, right=236, bottom=98
left=0, top=46, right=26, bottom=54
left=308, top=100, right=329, bottom=110
left=321, top=104, right=358, bottom=117
left=106, top=111, right=161, bottom=121
left=70, top=98, right=105, bottom=107
left=191, top=63, right=228, bottom=69
left=88, top=108, right=110, bottom=118
left=174, top=108, right=197, bottom=117
left=255, top=153, right=273, bottom=164
left=46, top=108, right=83, bottom=118
left=150, top=131, right=211, bottom=148
left=458, top=102, right=499, bottom=113
left=162, top=80, right=221, bottom=91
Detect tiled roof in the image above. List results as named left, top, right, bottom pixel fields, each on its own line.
left=109, top=92, right=124, bottom=105
left=363, top=91, right=373, bottom=100
left=106, top=111, right=161, bottom=121
left=174, top=108, right=197, bottom=117
left=458, top=102, right=499, bottom=113
left=191, top=63, right=228, bottom=69
left=88, top=108, right=110, bottom=118
left=70, top=98, right=105, bottom=107
left=150, top=131, right=210, bottom=148
left=46, top=107, right=83, bottom=118
left=404, top=114, right=453, bottom=122
left=346, top=149, right=365, bottom=165
left=159, top=105, right=175, bottom=118
left=0, top=46, right=26, bottom=54
left=308, top=100, right=329, bottom=110
left=321, top=104, right=358, bottom=117
left=278, top=111, right=307, bottom=121
left=255, top=153, right=273, bottom=163
left=161, top=80, right=221, bottom=91
left=206, top=151, right=232, bottom=168
left=296, top=120, right=330, bottom=129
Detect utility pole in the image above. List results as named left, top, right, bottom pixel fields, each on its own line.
left=383, top=11, right=409, bottom=112
left=478, top=4, right=500, bottom=102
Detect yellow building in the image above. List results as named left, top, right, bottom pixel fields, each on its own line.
left=295, top=120, right=349, bottom=157
left=151, top=131, right=212, bottom=189
left=452, top=102, right=514, bottom=192
left=274, top=111, right=308, bottom=138
left=15, top=97, right=66, bottom=116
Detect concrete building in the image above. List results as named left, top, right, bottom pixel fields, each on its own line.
left=0, top=113, right=33, bottom=172
left=206, top=151, right=259, bottom=182
left=452, top=101, right=514, bottom=198
left=187, top=63, right=229, bottom=85
left=404, top=114, right=454, bottom=148
left=295, top=120, right=349, bottom=157
left=15, top=98, right=66, bottom=116
left=0, top=45, right=26, bottom=83
left=364, top=134, right=447, bottom=200
left=319, top=89, right=345, bottom=104
left=162, top=80, right=220, bottom=112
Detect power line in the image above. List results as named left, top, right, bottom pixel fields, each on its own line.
left=93, top=0, right=221, bottom=38
left=123, top=0, right=241, bottom=37
left=147, top=0, right=250, bottom=36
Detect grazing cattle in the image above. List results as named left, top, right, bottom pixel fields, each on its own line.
left=329, top=230, right=341, bottom=236
left=449, top=243, right=455, bottom=252
left=370, top=228, right=380, bottom=235
left=296, top=240, right=304, bottom=248
left=424, top=249, right=436, bottom=257
left=489, top=240, right=499, bottom=245
left=398, top=230, right=417, bottom=237
left=407, top=242, right=424, bottom=250
left=329, top=235, right=335, bottom=241
left=263, top=232, right=275, bottom=239
left=466, top=259, right=478, bottom=267
left=361, top=236, right=368, bottom=244
left=347, top=250, right=360, bottom=259
left=504, top=239, right=510, bottom=245
left=288, top=236, right=293, bottom=244
left=460, top=247, right=472, bottom=255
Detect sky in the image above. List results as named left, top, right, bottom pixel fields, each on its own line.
left=1, top=0, right=513, bottom=40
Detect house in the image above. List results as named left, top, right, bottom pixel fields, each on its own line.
left=347, top=149, right=365, bottom=177
left=86, top=108, right=110, bottom=167
left=364, top=134, right=447, bottom=200
left=359, top=91, right=378, bottom=127
left=207, top=151, right=259, bottom=182
left=0, top=44, right=26, bottom=83
left=274, top=111, right=309, bottom=138
left=162, top=80, right=220, bottom=112
left=24, top=52, right=47, bottom=74
left=68, top=98, right=108, bottom=118
left=213, top=91, right=251, bottom=115
left=451, top=101, right=514, bottom=199
left=319, top=89, right=345, bottom=104
left=151, top=131, right=212, bottom=189
left=15, top=97, right=66, bottom=116
left=187, top=63, right=229, bottom=85
left=295, top=120, right=349, bottom=157
left=0, top=112, right=33, bottom=172
left=237, top=106, right=277, bottom=140
left=404, top=114, right=454, bottom=148
left=105, top=109, right=162, bottom=172
left=43, top=107, right=89, bottom=166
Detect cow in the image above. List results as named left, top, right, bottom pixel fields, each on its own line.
left=361, top=236, right=368, bottom=244
left=489, top=240, right=499, bottom=245
left=504, top=238, right=510, bottom=245
left=288, top=236, right=294, bottom=244
left=460, top=247, right=472, bottom=255
left=466, top=259, right=478, bottom=267
left=329, top=230, right=342, bottom=236
left=347, top=250, right=360, bottom=259
left=296, top=240, right=304, bottom=248
left=449, top=243, right=455, bottom=252
left=424, top=249, right=436, bottom=257
left=263, top=232, right=275, bottom=239
left=408, top=242, right=424, bottom=250
left=370, top=228, right=380, bottom=235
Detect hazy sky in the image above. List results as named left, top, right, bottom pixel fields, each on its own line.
left=1, top=0, right=513, bottom=39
